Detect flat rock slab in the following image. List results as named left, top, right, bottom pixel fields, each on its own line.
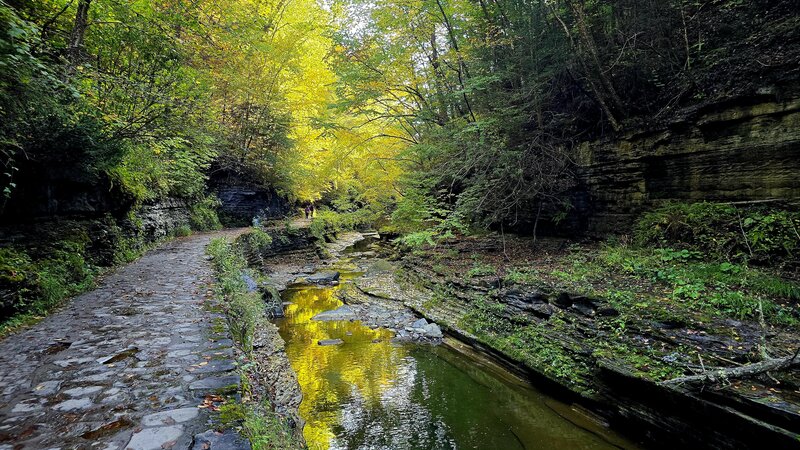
left=127, top=425, right=184, bottom=450
left=318, top=339, right=345, bottom=346
left=54, top=397, right=93, bottom=411
left=306, top=271, right=340, bottom=284
left=312, top=305, right=355, bottom=322
left=189, top=359, right=237, bottom=374
left=0, top=231, right=248, bottom=449
left=412, top=318, right=428, bottom=328
left=141, top=407, right=199, bottom=426
left=189, top=376, right=241, bottom=392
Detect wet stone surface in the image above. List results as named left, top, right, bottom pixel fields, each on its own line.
left=0, top=232, right=248, bottom=449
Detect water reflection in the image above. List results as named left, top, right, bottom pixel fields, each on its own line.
left=277, top=283, right=633, bottom=450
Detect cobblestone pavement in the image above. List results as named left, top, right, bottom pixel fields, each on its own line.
left=0, top=232, right=248, bottom=449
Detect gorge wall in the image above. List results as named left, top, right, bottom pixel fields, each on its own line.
left=573, top=94, right=800, bottom=235
left=210, top=168, right=290, bottom=226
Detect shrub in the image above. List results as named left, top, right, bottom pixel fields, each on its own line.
left=241, top=228, right=273, bottom=254
left=635, top=202, right=800, bottom=264
left=394, top=231, right=436, bottom=250
left=309, top=208, right=377, bottom=241
left=175, top=225, right=192, bottom=237
left=190, top=196, right=222, bottom=231
left=206, top=237, right=266, bottom=352
left=0, top=241, right=95, bottom=323
left=0, top=247, right=35, bottom=318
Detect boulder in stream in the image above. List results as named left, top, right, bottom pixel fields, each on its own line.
left=318, top=339, right=344, bottom=346
left=423, top=323, right=443, bottom=338
left=312, top=305, right=356, bottom=321
left=306, top=271, right=341, bottom=285
left=411, top=318, right=428, bottom=329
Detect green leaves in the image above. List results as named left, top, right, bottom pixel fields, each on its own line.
left=636, top=202, right=800, bottom=264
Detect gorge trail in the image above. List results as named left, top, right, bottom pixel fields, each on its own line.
left=0, top=231, right=248, bottom=449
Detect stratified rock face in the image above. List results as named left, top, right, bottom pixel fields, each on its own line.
left=575, top=97, right=800, bottom=234
left=210, top=168, right=290, bottom=226
left=133, top=198, right=193, bottom=240
left=215, top=185, right=290, bottom=225
left=0, top=166, right=128, bottom=224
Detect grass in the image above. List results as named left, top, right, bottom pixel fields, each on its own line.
left=404, top=215, right=800, bottom=389
left=524, top=241, right=799, bottom=326
left=458, top=295, right=593, bottom=391
left=218, top=401, right=299, bottom=450
left=176, top=224, right=193, bottom=237
left=466, top=260, right=496, bottom=278
left=513, top=242, right=797, bottom=377
left=206, top=234, right=304, bottom=449
left=206, top=237, right=265, bottom=352
left=503, top=267, right=541, bottom=285
left=0, top=311, right=49, bottom=338
left=590, top=244, right=799, bottom=325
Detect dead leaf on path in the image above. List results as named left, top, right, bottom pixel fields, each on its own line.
left=161, top=440, right=177, bottom=449
left=197, top=394, right=225, bottom=411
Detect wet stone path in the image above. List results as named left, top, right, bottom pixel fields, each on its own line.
left=0, top=232, right=248, bottom=449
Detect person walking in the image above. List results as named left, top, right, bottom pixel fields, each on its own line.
left=304, top=204, right=311, bottom=219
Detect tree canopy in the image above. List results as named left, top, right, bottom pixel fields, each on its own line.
left=2, top=0, right=797, bottom=230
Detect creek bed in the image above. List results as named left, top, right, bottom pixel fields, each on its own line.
left=275, top=243, right=638, bottom=450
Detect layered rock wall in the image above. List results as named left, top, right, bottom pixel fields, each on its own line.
left=132, top=198, right=193, bottom=240
left=215, top=185, right=289, bottom=225
left=573, top=97, right=800, bottom=234
left=210, top=168, right=290, bottom=226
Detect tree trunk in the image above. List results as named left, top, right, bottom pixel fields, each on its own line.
left=67, top=0, right=92, bottom=67
left=548, top=3, right=621, bottom=131
left=429, top=32, right=451, bottom=125
left=566, top=0, right=627, bottom=120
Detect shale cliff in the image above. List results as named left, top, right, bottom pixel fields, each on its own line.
left=573, top=95, right=800, bottom=234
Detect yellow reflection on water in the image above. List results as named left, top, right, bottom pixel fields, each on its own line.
left=277, top=284, right=403, bottom=450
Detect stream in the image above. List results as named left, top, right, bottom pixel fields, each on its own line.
left=274, top=236, right=637, bottom=450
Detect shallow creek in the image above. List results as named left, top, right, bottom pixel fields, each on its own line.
left=275, top=239, right=637, bottom=450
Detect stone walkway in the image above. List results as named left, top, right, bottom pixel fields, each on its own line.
left=0, top=232, right=248, bottom=449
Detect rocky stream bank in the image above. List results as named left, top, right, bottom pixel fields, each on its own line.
left=233, top=223, right=800, bottom=449
left=392, top=235, right=800, bottom=449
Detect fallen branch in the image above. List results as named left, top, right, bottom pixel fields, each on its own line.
left=661, top=351, right=800, bottom=387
